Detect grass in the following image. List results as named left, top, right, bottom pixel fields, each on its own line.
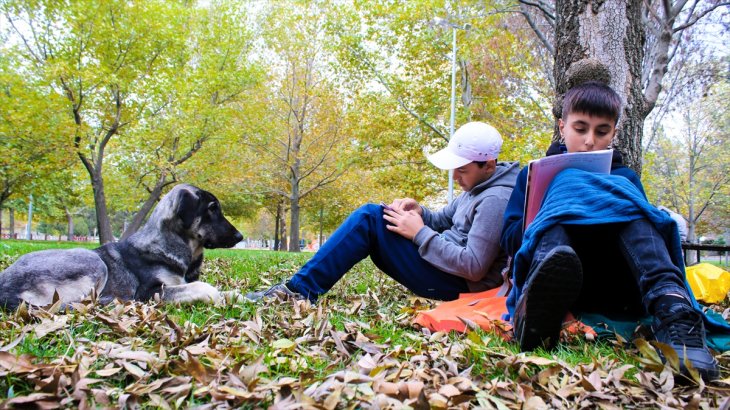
left=0, top=239, right=728, bottom=408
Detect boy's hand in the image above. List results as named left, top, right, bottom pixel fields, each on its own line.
left=389, top=198, right=422, bottom=215
left=382, top=207, right=425, bottom=240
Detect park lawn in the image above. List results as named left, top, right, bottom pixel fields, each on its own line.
left=0, top=240, right=728, bottom=408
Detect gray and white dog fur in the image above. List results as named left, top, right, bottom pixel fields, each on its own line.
left=0, top=184, right=243, bottom=310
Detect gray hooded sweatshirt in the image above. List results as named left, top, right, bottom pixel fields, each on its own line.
left=413, top=161, right=520, bottom=292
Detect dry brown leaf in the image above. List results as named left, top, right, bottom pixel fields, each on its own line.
left=0, top=331, right=27, bottom=352
left=217, top=385, right=255, bottom=399
left=398, top=381, right=424, bottom=400
left=148, top=393, right=172, bottom=410
left=121, top=361, right=147, bottom=380
left=95, top=367, right=123, bottom=377
left=109, top=349, right=157, bottom=364
left=0, top=351, right=40, bottom=373
left=524, top=395, right=549, bottom=410
left=437, top=383, right=460, bottom=397
left=322, top=385, right=342, bottom=410
left=183, top=354, right=213, bottom=384
left=33, top=317, right=67, bottom=339
left=374, top=380, right=400, bottom=396
left=239, top=355, right=268, bottom=388
left=2, top=393, right=60, bottom=409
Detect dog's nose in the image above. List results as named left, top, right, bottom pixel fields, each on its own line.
left=234, top=231, right=243, bottom=242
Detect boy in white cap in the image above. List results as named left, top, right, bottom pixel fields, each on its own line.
left=246, top=122, right=520, bottom=303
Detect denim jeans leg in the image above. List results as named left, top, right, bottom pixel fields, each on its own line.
left=287, top=204, right=468, bottom=301
left=529, top=224, right=571, bottom=273
left=617, top=218, right=689, bottom=311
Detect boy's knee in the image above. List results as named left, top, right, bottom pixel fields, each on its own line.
left=358, top=203, right=382, bottom=216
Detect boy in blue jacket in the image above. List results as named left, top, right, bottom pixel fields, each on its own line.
left=501, top=81, right=723, bottom=380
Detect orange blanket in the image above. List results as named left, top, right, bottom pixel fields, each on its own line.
left=413, top=288, right=596, bottom=340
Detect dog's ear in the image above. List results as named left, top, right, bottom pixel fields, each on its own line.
left=176, top=189, right=199, bottom=229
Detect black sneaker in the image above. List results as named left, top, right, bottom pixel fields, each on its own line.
left=651, top=302, right=719, bottom=381
left=244, top=282, right=305, bottom=302
left=514, top=245, right=583, bottom=351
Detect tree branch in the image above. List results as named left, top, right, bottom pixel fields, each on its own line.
left=518, top=7, right=555, bottom=56
left=517, top=0, right=556, bottom=21
left=673, top=2, right=730, bottom=32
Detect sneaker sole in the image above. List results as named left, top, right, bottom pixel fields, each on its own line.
left=517, top=246, right=583, bottom=351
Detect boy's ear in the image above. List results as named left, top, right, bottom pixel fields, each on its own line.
left=558, top=118, right=565, bottom=137
left=486, top=159, right=497, bottom=173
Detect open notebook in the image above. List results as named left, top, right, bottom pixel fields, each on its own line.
left=523, top=149, right=613, bottom=231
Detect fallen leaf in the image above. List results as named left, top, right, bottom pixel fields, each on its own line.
left=34, top=317, right=67, bottom=339
left=95, top=367, right=123, bottom=377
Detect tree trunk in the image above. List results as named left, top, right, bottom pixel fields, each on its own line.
left=289, top=151, right=304, bottom=252
left=289, top=195, right=300, bottom=252
left=686, top=140, right=698, bottom=265
left=554, top=0, right=646, bottom=174
left=91, top=174, right=114, bottom=244
left=273, top=205, right=280, bottom=251
left=279, top=210, right=288, bottom=252
left=120, top=179, right=170, bottom=240
left=319, top=205, right=324, bottom=250
left=66, top=208, right=74, bottom=240
left=9, top=208, right=14, bottom=237
left=274, top=202, right=281, bottom=251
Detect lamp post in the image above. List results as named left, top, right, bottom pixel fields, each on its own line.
left=447, top=27, right=457, bottom=203
left=434, top=17, right=470, bottom=203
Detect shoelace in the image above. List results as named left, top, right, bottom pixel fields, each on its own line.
left=658, top=308, right=705, bottom=348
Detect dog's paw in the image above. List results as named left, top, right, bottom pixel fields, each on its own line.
left=166, top=282, right=222, bottom=304
left=219, top=290, right=244, bottom=305
left=193, top=282, right=222, bottom=303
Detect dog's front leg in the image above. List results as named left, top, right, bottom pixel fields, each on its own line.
left=161, top=282, right=222, bottom=304
left=184, top=255, right=203, bottom=283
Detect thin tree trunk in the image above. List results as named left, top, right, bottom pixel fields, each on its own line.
left=687, top=137, right=698, bottom=265
left=120, top=179, right=171, bottom=240
left=289, top=174, right=301, bottom=252
left=91, top=173, right=114, bottom=244
left=279, top=209, right=288, bottom=252
left=319, top=206, right=324, bottom=250
left=9, top=208, right=14, bottom=237
left=274, top=202, right=281, bottom=251
left=66, top=208, right=74, bottom=240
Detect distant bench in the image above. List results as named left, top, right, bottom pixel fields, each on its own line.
left=682, top=243, right=730, bottom=265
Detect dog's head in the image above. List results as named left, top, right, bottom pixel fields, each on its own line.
left=157, top=184, right=243, bottom=249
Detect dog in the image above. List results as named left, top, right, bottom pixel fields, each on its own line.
left=0, top=184, right=243, bottom=310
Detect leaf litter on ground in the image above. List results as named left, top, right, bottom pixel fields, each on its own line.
left=0, top=252, right=728, bottom=408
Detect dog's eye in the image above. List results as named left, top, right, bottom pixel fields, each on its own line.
left=208, top=202, right=219, bottom=212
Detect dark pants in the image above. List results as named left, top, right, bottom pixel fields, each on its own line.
left=288, top=204, right=469, bottom=302
left=533, top=219, right=689, bottom=315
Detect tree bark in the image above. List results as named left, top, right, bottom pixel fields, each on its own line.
left=288, top=152, right=302, bottom=252
left=274, top=201, right=281, bottom=251
left=554, top=0, right=646, bottom=173
left=120, top=176, right=174, bottom=240
left=66, top=208, right=74, bottom=240
left=90, top=173, right=114, bottom=244
left=9, top=208, right=14, bottom=237
left=279, top=209, right=288, bottom=252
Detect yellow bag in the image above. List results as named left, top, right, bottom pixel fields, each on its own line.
left=686, top=263, right=730, bottom=304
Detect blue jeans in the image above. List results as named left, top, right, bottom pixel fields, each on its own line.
left=533, top=219, right=689, bottom=314
left=287, top=204, right=469, bottom=302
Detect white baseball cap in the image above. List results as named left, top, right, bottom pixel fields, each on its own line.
left=426, top=121, right=503, bottom=170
